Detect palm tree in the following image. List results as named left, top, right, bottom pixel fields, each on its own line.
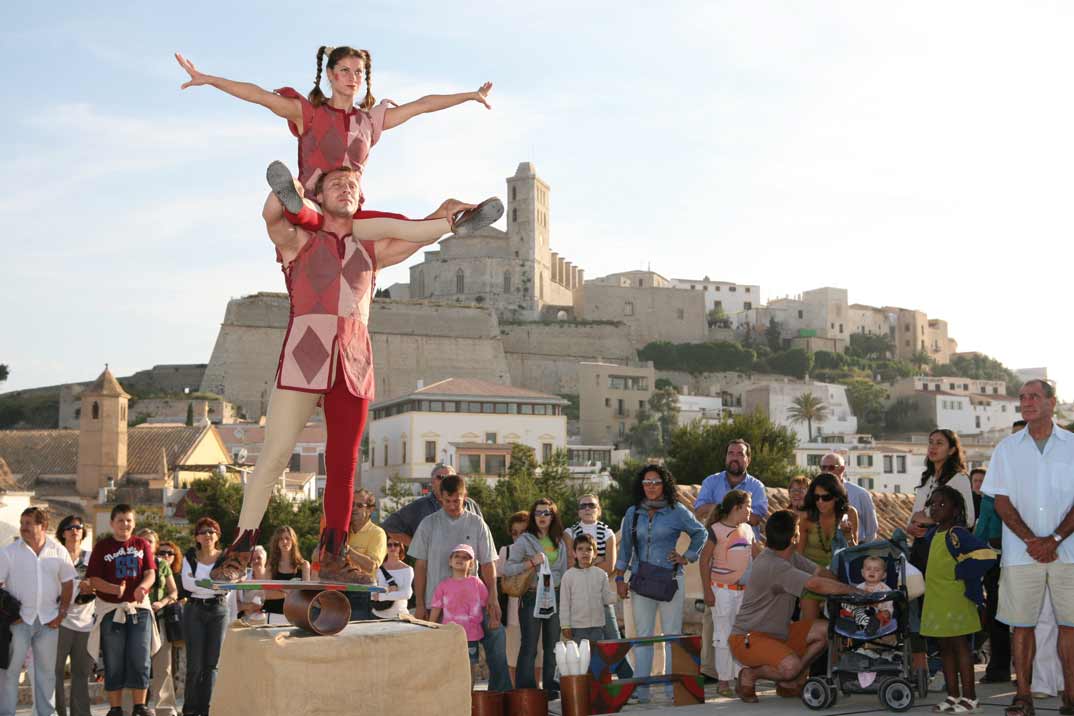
left=788, top=392, right=830, bottom=442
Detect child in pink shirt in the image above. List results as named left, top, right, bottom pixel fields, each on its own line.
left=430, top=543, right=488, bottom=683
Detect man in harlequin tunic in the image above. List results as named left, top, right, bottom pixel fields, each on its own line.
left=213, top=165, right=492, bottom=583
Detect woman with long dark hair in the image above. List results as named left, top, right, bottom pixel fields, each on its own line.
left=502, top=498, right=571, bottom=700
left=797, top=473, right=858, bottom=621
left=54, top=515, right=94, bottom=716
left=179, top=517, right=229, bottom=716
left=613, top=464, right=706, bottom=704
left=907, top=429, right=976, bottom=540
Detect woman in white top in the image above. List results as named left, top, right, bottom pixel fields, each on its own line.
left=180, top=517, right=229, bottom=716
left=54, top=515, right=94, bottom=716
left=907, top=429, right=977, bottom=542
left=497, top=511, right=542, bottom=687
left=371, top=538, right=413, bottom=618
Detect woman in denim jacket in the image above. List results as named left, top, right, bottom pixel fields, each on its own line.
left=614, top=464, right=707, bottom=704
left=503, top=497, right=572, bottom=700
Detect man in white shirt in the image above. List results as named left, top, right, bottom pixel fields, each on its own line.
left=0, top=507, right=76, bottom=716
left=981, top=379, right=1074, bottom=715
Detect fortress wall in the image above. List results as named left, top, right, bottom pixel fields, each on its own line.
left=201, top=295, right=511, bottom=418
left=500, top=322, right=637, bottom=396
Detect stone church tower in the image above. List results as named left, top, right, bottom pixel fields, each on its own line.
left=406, top=162, right=581, bottom=321
left=76, top=366, right=129, bottom=497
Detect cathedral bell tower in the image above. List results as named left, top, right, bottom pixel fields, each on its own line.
left=505, top=162, right=551, bottom=318
left=76, top=365, right=129, bottom=497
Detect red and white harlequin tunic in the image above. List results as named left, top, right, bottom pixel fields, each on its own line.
left=275, top=229, right=377, bottom=399
left=275, top=87, right=394, bottom=205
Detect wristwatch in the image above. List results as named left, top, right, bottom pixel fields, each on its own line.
left=1052, top=532, right=1064, bottom=544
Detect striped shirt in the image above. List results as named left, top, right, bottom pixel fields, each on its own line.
left=567, top=521, right=612, bottom=557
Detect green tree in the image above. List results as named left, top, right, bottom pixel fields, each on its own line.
left=0, top=365, right=8, bottom=384
left=884, top=398, right=936, bottom=434
left=765, top=348, right=813, bottom=380
left=813, top=351, right=848, bottom=371
left=623, top=406, right=664, bottom=457
left=667, top=410, right=799, bottom=487
left=787, top=392, right=830, bottom=441
left=841, top=378, right=889, bottom=434
left=648, top=387, right=680, bottom=447
left=933, top=353, right=1021, bottom=395
left=765, top=318, right=783, bottom=352
left=910, top=350, right=932, bottom=372
left=848, top=333, right=894, bottom=361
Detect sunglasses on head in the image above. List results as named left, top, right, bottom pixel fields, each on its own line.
left=534, top=509, right=553, bottom=517
left=815, top=493, right=837, bottom=502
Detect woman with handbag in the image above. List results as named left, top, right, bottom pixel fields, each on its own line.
left=496, top=512, right=544, bottom=687
left=502, top=499, right=572, bottom=701
left=135, top=529, right=180, bottom=716
left=614, top=464, right=707, bottom=705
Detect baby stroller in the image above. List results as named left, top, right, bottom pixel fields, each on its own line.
left=801, top=533, right=928, bottom=712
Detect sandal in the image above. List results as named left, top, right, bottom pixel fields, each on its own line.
left=934, top=696, right=960, bottom=713
left=716, top=686, right=735, bottom=699
left=957, top=698, right=981, bottom=714
left=1005, top=696, right=1036, bottom=716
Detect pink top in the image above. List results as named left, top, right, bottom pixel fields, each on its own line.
left=431, top=575, right=488, bottom=641
left=275, top=87, right=394, bottom=204
left=275, top=229, right=377, bottom=397
left=709, top=522, right=754, bottom=586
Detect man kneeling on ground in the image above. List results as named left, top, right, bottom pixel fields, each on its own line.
left=729, top=509, right=862, bottom=703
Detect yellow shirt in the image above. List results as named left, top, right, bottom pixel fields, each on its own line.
left=347, top=520, right=387, bottom=575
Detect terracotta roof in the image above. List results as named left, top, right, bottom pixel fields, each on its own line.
left=84, top=367, right=130, bottom=398
left=0, top=424, right=210, bottom=487
left=378, top=378, right=566, bottom=405
left=675, top=484, right=915, bottom=540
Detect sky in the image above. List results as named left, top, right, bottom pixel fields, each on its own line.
left=3, top=2, right=1072, bottom=399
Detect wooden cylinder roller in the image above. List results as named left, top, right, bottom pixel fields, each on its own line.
left=283, top=588, right=352, bottom=636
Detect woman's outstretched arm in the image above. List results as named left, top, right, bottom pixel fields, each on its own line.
left=383, top=82, right=492, bottom=130
left=176, top=53, right=304, bottom=129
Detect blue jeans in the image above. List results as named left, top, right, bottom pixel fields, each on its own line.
left=182, top=599, right=229, bottom=715
left=100, top=609, right=152, bottom=692
left=1, top=619, right=58, bottom=716
left=480, top=613, right=511, bottom=693
left=630, top=573, right=685, bottom=699
left=568, top=626, right=606, bottom=646
left=604, top=604, right=633, bottom=678
left=518, top=590, right=560, bottom=695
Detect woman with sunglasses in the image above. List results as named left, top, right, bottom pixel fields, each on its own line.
left=345, top=489, right=388, bottom=620
left=179, top=518, right=229, bottom=716
left=614, top=464, right=706, bottom=705
left=54, top=515, right=94, bottom=716
left=503, top=498, right=572, bottom=701
left=136, top=528, right=180, bottom=716
left=371, top=538, right=413, bottom=619
left=566, top=495, right=632, bottom=678
left=797, top=473, right=858, bottom=621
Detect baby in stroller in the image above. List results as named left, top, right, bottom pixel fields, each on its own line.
left=802, top=536, right=927, bottom=712
left=839, top=556, right=896, bottom=640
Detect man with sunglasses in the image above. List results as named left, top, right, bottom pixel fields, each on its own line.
left=382, top=464, right=483, bottom=549
left=345, top=489, right=388, bottom=619
left=819, top=453, right=878, bottom=544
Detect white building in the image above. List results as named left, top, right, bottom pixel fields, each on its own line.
left=795, top=437, right=922, bottom=494
left=668, top=277, right=760, bottom=316
left=677, top=394, right=724, bottom=425
left=361, top=378, right=568, bottom=498
left=744, top=382, right=857, bottom=443
left=891, top=376, right=1018, bottom=436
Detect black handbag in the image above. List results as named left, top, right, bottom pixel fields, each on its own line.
left=627, top=509, right=679, bottom=602
left=158, top=602, right=184, bottom=643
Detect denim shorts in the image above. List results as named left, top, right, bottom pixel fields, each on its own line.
left=100, top=608, right=153, bottom=691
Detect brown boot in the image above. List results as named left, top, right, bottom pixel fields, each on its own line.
left=316, top=548, right=373, bottom=585
left=210, top=528, right=258, bottom=582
